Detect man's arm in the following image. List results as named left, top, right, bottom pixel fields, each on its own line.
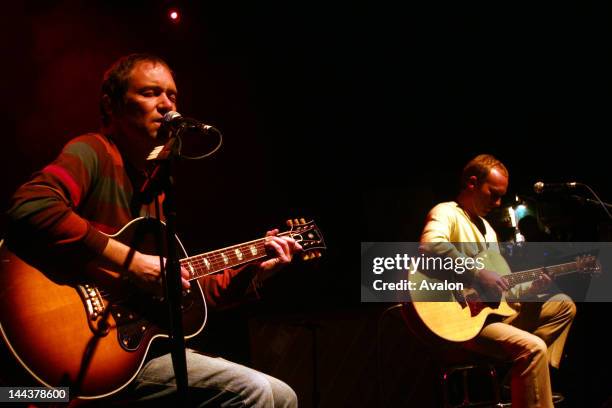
left=420, top=204, right=479, bottom=281
left=102, top=237, right=191, bottom=293
left=7, top=136, right=109, bottom=262
left=7, top=135, right=190, bottom=293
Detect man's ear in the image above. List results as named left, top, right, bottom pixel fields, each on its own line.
left=466, top=175, right=478, bottom=190
left=101, top=94, right=113, bottom=119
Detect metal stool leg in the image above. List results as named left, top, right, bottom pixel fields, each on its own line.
left=441, top=363, right=505, bottom=408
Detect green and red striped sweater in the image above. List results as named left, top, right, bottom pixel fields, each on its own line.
left=7, top=133, right=256, bottom=308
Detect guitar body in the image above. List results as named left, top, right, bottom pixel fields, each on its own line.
left=406, top=250, right=517, bottom=342
left=0, top=217, right=207, bottom=399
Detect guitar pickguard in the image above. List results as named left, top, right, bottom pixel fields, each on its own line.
left=111, top=303, right=149, bottom=351
left=109, top=285, right=199, bottom=352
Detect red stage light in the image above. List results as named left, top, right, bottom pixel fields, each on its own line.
left=168, top=9, right=180, bottom=22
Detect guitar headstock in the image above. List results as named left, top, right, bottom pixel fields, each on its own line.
left=576, top=254, right=602, bottom=276
left=286, top=218, right=326, bottom=261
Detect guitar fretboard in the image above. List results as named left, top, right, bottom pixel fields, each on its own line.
left=505, top=261, right=578, bottom=287
left=179, top=231, right=292, bottom=279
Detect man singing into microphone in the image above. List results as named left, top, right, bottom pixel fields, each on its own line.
left=5, top=54, right=300, bottom=406
left=419, top=154, right=575, bottom=408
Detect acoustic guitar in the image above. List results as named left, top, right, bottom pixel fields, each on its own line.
left=0, top=217, right=325, bottom=399
left=405, top=249, right=599, bottom=342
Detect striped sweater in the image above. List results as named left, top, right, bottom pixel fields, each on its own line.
left=7, top=133, right=256, bottom=308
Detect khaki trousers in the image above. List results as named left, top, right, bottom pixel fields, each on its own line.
left=463, top=293, right=576, bottom=408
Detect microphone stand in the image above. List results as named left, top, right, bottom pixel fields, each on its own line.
left=141, top=134, right=189, bottom=406
left=570, top=183, right=612, bottom=222
left=571, top=195, right=612, bottom=210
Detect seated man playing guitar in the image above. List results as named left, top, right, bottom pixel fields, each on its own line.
left=418, top=154, right=575, bottom=408
left=2, top=54, right=303, bottom=406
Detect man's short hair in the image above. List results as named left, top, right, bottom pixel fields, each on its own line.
left=461, top=154, right=508, bottom=189
left=100, top=53, right=173, bottom=125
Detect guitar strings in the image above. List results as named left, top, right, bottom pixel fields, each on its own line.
left=179, top=230, right=315, bottom=280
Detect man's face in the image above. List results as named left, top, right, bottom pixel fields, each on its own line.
left=113, top=61, right=177, bottom=145
left=472, top=167, right=508, bottom=217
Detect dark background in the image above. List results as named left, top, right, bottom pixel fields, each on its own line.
left=0, top=0, right=353, bottom=305
left=1, top=1, right=611, bottom=407
left=358, top=3, right=612, bottom=408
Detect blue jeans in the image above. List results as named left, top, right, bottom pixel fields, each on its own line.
left=110, top=349, right=298, bottom=407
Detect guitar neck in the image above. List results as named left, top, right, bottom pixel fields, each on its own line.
left=504, top=261, right=579, bottom=287
left=179, top=231, right=292, bottom=279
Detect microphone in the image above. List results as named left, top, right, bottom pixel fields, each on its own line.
left=148, top=111, right=223, bottom=162
left=533, top=181, right=579, bottom=194
left=162, top=111, right=217, bottom=133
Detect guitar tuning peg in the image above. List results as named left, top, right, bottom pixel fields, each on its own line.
left=299, top=218, right=306, bottom=224
left=293, top=218, right=300, bottom=226
left=301, top=252, right=322, bottom=261
left=286, top=219, right=293, bottom=227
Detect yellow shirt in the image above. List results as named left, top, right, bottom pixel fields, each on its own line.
left=420, top=201, right=500, bottom=281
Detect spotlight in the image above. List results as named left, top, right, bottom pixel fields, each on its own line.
left=168, top=8, right=180, bottom=23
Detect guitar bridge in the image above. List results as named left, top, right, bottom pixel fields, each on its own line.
left=76, top=284, right=109, bottom=335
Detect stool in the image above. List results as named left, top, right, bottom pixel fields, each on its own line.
left=441, top=360, right=505, bottom=408
left=394, top=303, right=509, bottom=407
